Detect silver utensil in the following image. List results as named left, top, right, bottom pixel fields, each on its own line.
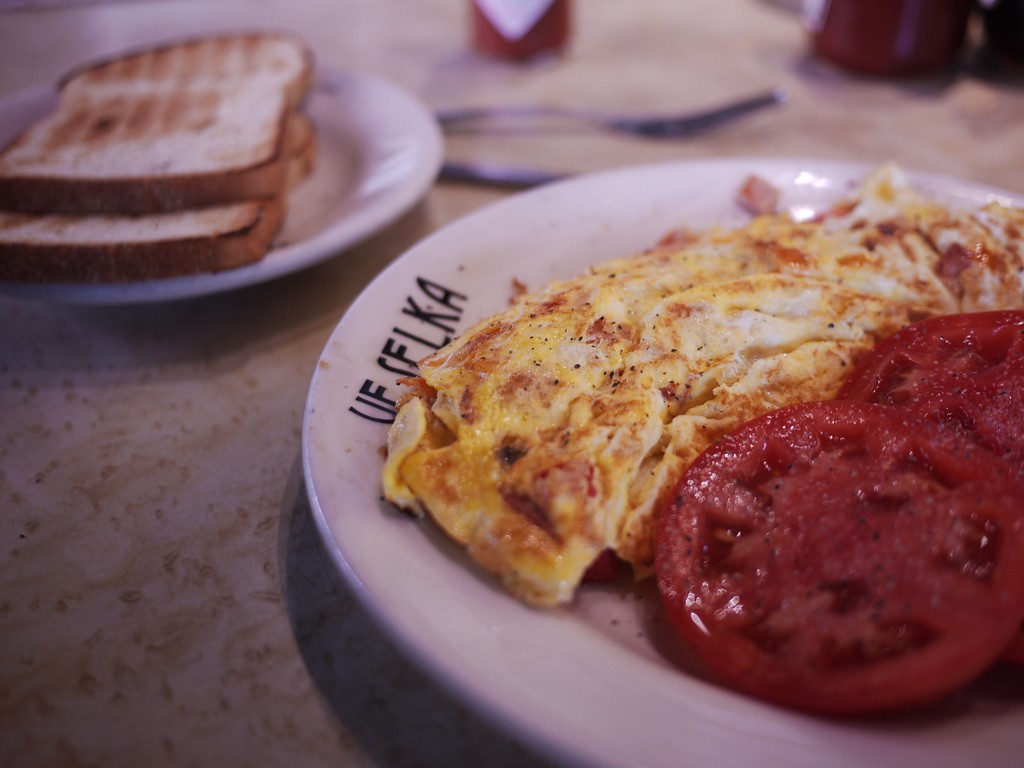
left=437, top=87, right=785, bottom=139
left=439, top=161, right=567, bottom=188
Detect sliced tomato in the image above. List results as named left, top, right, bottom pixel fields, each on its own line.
left=1003, top=633, right=1024, bottom=665
left=655, top=400, right=1024, bottom=715
left=582, top=548, right=624, bottom=583
left=839, top=310, right=1024, bottom=664
left=837, top=310, right=1024, bottom=467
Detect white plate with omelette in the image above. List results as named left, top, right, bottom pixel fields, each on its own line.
left=0, top=68, right=443, bottom=304
left=302, top=158, right=1024, bottom=768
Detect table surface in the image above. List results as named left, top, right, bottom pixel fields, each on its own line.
left=2, top=1, right=1023, bottom=766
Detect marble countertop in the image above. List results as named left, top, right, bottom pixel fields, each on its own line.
left=2, top=1, right=1022, bottom=766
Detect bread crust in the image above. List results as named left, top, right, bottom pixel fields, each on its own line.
left=0, top=32, right=317, bottom=282
left=55, top=31, right=314, bottom=107
left=0, top=146, right=289, bottom=215
left=0, top=199, right=285, bottom=282
left=0, top=32, right=313, bottom=215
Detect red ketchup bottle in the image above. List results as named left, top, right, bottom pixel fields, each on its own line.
left=803, top=0, right=973, bottom=76
left=471, top=0, right=571, bottom=60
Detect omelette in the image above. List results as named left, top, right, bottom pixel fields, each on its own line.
left=382, top=164, right=1024, bottom=607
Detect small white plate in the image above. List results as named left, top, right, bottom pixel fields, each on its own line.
left=0, top=68, right=443, bottom=304
left=302, top=159, right=1024, bottom=768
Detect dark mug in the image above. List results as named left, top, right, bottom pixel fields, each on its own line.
left=979, top=0, right=1024, bottom=66
left=804, top=0, right=973, bottom=75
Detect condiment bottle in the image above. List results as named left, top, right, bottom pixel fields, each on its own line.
left=471, top=0, right=570, bottom=61
left=803, top=0, right=973, bottom=76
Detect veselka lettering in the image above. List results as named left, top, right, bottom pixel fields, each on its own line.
left=378, top=325, right=454, bottom=377
left=350, top=276, right=469, bottom=424
left=348, top=379, right=398, bottom=423
left=393, top=325, right=453, bottom=351
left=418, top=276, right=468, bottom=310
left=401, top=296, right=461, bottom=334
left=378, top=337, right=421, bottom=377
left=400, top=278, right=468, bottom=334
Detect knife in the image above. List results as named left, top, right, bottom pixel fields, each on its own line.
left=438, top=161, right=567, bottom=189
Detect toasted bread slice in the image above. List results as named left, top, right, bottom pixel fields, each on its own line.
left=285, top=112, right=317, bottom=191
left=0, top=115, right=316, bottom=283
left=0, top=199, right=285, bottom=282
left=0, top=32, right=314, bottom=215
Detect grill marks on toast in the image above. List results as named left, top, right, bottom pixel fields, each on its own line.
left=66, top=35, right=304, bottom=90
left=0, top=33, right=311, bottom=207
left=42, top=91, right=222, bottom=155
left=0, top=33, right=316, bottom=282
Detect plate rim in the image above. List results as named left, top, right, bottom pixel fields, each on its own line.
left=302, top=157, right=1024, bottom=768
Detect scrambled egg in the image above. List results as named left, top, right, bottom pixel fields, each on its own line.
left=382, top=164, right=1024, bottom=607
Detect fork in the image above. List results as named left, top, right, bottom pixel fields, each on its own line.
left=437, top=87, right=785, bottom=139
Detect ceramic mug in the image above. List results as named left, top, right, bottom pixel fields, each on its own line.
left=803, top=0, right=974, bottom=76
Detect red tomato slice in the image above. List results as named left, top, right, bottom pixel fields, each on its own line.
left=655, top=400, right=1024, bottom=715
left=839, top=310, right=1024, bottom=664
left=837, top=310, right=1024, bottom=466
left=1003, top=633, right=1024, bottom=665
left=582, top=548, right=624, bottom=582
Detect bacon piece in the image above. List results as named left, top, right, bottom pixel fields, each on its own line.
left=736, top=174, right=781, bottom=216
